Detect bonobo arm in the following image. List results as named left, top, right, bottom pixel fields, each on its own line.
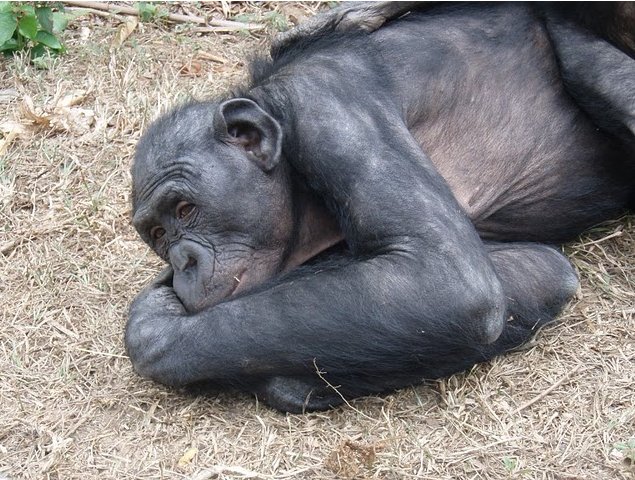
left=256, top=242, right=579, bottom=413
left=126, top=95, right=507, bottom=388
left=543, top=6, right=635, bottom=152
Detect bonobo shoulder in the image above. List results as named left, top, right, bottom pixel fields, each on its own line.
left=249, top=29, right=368, bottom=93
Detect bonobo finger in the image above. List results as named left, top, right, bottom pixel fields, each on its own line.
left=130, top=282, right=186, bottom=317
left=153, top=266, right=174, bottom=288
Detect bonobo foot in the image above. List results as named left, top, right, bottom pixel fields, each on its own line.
left=257, top=376, right=345, bottom=413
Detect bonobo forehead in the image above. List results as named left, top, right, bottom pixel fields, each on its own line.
left=132, top=101, right=221, bottom=210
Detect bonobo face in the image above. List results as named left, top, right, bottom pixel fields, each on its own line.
left=132, top=98, right=293, bottom=312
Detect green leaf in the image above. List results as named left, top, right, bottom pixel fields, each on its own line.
left=30, top=42, right=46, bottom=58
left=35, top=30, right=61, bottom=49
left=50, top=11, right=68, bottom=33
left=264, top=12, right=288, bottom=32
left=0, top=12, right=17, bottom=45
left=137, top=2, right=156, bottom=22
left=17, top=4, right=34, bottom=17
left=18, top=14, right=37, bottom=39
left=502, top=456, right=517, bottom=472
left=32, top=54, right=50, bottom=69
left=0, top=3, right=13, bottom=14
left=0, top=36, right=18, bottom=52
left=234, top=13, right=257, bottom=23
left=36, top=6, right=54, bottom=33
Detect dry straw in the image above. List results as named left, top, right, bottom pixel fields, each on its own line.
left=0, top=3, right=633, bottom=479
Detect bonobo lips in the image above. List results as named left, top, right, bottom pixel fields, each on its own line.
left=188, top=267, right=248, bottom=313
left=188, top=242, right=346, bottom=312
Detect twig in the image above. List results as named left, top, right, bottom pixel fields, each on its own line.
left=189, top=465, right=316, bottom=480
left=190, top=465, right=270, bottom=480
left=445, top=437, right=522, bottom=464
left=511, top=365, right=582, bottom=415
left=66, top=6, right=124, bottom=19
left=75, top=348, right=128, bottom=359
left=0, top=238, right=19, bottom=256
left=190, top=26, right=258, bottom=34
left=313, top=359, right=376, bottom=421
left=63, top=1, right=265, bottom=30
left=577, top=230, right=623, bottom=247
left=196, top=52, right=227, bottom=64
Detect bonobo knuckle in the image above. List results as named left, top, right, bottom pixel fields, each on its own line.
left=125, top=306, right=185, bottom=386
left=126, top=339, right=184, bottom=387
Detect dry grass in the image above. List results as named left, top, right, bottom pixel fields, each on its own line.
left=1, top=4, right=633, bottom=479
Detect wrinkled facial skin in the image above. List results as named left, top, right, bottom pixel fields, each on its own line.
left=131, top=100, right=295, bottom=312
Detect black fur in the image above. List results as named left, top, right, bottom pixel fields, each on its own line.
left=126, top=3, right=634, bottom=412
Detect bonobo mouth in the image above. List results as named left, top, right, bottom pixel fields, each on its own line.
left=191, top=241, right=348, bottom=312
left=228, top=268, right=247, bottom=296
left=188, top=267, right=247, bottom=313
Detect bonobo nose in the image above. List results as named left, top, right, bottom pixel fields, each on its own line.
left=169, top=243, right=198, bottom=272
left=169, top=240, right=219, bottom=312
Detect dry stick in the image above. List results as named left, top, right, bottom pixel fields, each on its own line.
left=312, top=359, right=376, bottom=421
left=0, top=238, right=19, bottom=256
left=63, top=1, right=266, bottom=30
left=65, top=6, right=122, bottom=19
left=190, top=465, right=269, bottom=480
left=190, top=26, right=259, bottom=34
left=511, top=364, right=583, bottom=415
left=577, top=230, right=623, bottom=247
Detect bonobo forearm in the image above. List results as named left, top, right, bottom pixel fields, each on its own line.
left=126, top=102, right=508, bottom=386
left=544, top=8, right=635, bottom=149
left=127, top=245, right=505, bottom=387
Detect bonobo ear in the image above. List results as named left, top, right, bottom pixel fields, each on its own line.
left=214, top=98, right=283, bottom=172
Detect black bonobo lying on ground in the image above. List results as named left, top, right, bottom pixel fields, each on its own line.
left=125, top=2, right=635, bottom=412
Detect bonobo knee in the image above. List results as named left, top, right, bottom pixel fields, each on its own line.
left=469, top=295, right=506, bottom=344
left=459, top=279, right=506, bottom=345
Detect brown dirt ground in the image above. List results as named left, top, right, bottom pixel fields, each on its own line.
left=0, top=3, right=633, bottom=479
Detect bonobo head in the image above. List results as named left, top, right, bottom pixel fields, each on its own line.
left=132, top=98, right=342, bottom=312
left=132, top=98, right=294, bottom=311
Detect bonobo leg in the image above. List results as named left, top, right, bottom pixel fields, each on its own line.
left=256, top=243, right=579, bottom=413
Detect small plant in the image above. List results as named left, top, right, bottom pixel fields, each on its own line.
left=502, top=456, right=517, bottom=473
left=262, top=11, right=288, bottom=32
left=614, top=439, right=635, bottom=465
left=136, top=2, right=168, bottom=23
left=0, top=2, right=68, bottom=63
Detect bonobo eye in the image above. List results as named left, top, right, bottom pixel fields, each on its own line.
left=150, top=226, right=166, bottom=241
left=176, top=201, right=195, bottom=220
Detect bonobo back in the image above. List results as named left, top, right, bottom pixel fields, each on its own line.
left=353, top=3, right=632, bottom=242
left=240, top=3, right=632, bottom=243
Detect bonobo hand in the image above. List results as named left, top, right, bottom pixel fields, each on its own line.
left=125, top=267, right=189, bottom=386
left=272, top=2, right=420, bottom=53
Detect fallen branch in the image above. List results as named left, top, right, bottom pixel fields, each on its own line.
left=63, top=1, right=266, bottom=30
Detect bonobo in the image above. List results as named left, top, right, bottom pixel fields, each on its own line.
left=126, top=3, right=635, bottom=413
